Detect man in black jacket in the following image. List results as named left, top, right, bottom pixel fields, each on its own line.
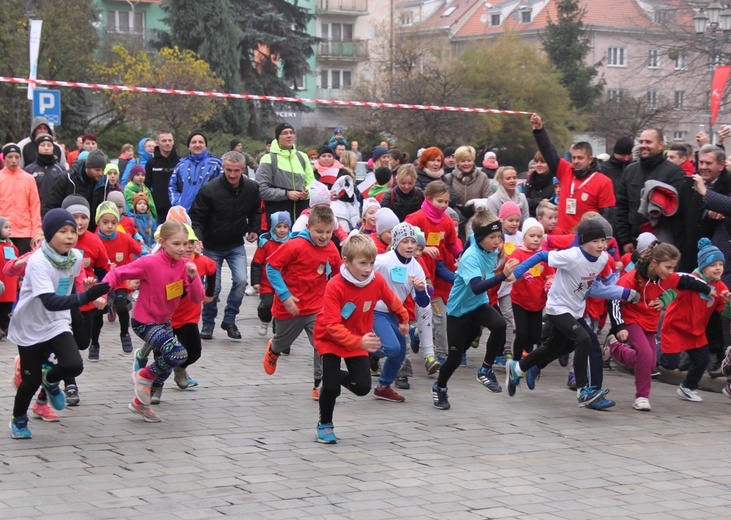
left=145, top=131, right=180, bottom=220
left=43, top=149, right=108, bottom=231
left=615, top=129, right=686, bottom=256
left=190, top=151, right=261, bottom=340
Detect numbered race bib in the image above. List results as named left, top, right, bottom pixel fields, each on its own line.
left=56, top=276, right=73, bottom=296
left=426, top=232, right=441, bottom=247
left=528, top=264, right=542, bottom=277
left=565, top=198, right=577, bottom=215
left=390, top=266, right=407, bottom=284
left=3, top=246, right=16, bottom=260
left=165, top=280, right=184, bottom=300
left=503, top=241, right=516, bottom=255
left=340, top=302, right=356, bottom=319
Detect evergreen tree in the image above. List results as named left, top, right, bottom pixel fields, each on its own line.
left=541, top=0, right=603, bottom=111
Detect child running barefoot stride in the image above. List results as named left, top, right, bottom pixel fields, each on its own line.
left=101, top=220, right=204, bottom=422
left=314, top=235, right=408, bottom=443
left=9, top=209, right=110, bottom=439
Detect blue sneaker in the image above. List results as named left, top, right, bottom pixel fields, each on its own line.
left=187, top=377, right=198, bottom=388
left=525, top=366, right=540, bottom=390
left=10, top=415, right=31, bottom=439
left=461, top=352, right=467, bottom=366
left=577, top=385, right=606, bottom=408
left=477, top=366, right=502, bottom=392
left=133, top=348, right=148, bottom=373
left=505, top=360, right=522, bottom=397
left=566, top=371, right=577, bottom=391
left=588, top=396, right=616, bottom=410
left=41, top=368, right=66, bottom=411
left=437, top=356, right=446, bottom=365
left=432, top=382, right=450, bottom=410
left=316, top=423, right=338, bottom=444
left=409, top=326, right=420, bottom=353
left=493, top=354, right=507, bottom=369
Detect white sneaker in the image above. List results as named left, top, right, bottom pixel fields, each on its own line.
left=257, top=321, right=269, bottom=337
left=245, top=286, right=258, bottom=296
left=633, top=397, right=651, bottom=411
left=676, top=384, right=703, bottom=402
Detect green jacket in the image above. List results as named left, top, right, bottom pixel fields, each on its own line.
left=255, top=140, right=315, bottom=219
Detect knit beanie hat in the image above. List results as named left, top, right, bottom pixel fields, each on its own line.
left=43, top=208, right=77, bottom=242
left=85, top=149, right=107, bottom=169
left=391, top=222, right=417, bottom=249
left=0, top=216, right=7, bottom=234
left=613, top=136, right=634, bottom=155
left=229, top=138, right=242, bottom=151
left=371, top=146, right=388, bottom=163
left=106, top=190, right=125, bottom=208
left=184, top=223, right=199, bottom=242
left=62, top=194, right=90, bottom=218
left=576, top=219, right=605, bottom=245
left=375, top=166, right=392, bottom=186
left=95, top=201, right=120, bottom=223
left=132, top=192, right=149, bottom=212
left=309, top=181, right=332, bottom=207
left=318, top=145, right=334, bottom=157
left=589, top=215, right=613, bottom=239
left=104, top=163, right=119, bottom=176
left=166, top=206, right=191, bottom=225
left=35, top=133, right=54, bottom=145
left=416, top=231, right=426, bottom=249
left=362, top=197, right=381, bottom=217
left=274, top=122, right=294, bottom=140
left=521, top=217, right=544, bottom=235
left=186, top=130, right=207, bottom=147
left=636, top=232, right=657, bottom=254
left=697, top=237, right=725, bottom=271
left=270, top=211, right=292, bottom=230
left=375, top=207, right=399, bottom=235
left=498, top=201, right=521, bottom=220
left=445, top=206, right=460, bottom=224
left=129, top=165, right=146, bottom=180
left=443, top=146, right=456, bottom=157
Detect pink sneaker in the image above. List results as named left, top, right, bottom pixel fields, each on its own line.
left=13, top=355, right=21, bottom=390
left=32, top=401, right=60, bottom=422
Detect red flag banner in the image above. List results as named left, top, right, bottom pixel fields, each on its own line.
left=711, top=66, right=731, bottom=126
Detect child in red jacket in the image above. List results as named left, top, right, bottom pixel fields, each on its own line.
left=0, top=216, right=19, bottom=337
left=251, top=212, right=292, bottom=338
left=263, top=206, right=342, bottom=399
left=313, top=234, right=408, bottom=443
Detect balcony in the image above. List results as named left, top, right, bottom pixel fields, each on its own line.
left=316, top=0, right=368, bottom=15
left=316, top=88, right=355, bottom=101
left=317, top=40, right=368, bottom=60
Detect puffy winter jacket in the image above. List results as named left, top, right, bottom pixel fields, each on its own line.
left=168, top=149, right=222, bottom=211
left=255, top=140, right=315, bottom=220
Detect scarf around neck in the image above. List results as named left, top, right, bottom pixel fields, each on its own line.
left=452, top=167, right=478, bottom=186
left=421, top=198, right=446, bottom=224
left=423, top=168, right=444, bottom=180
left=340, top=263, right=375, bottom=287
left=41, top=240, right=77, bottom=270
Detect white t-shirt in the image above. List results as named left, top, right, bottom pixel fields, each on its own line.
left=374, top=250, right=425, bottom=313
left=8, top=248, right=82, bottom=346
left=545, top=248, right=609, bottom=318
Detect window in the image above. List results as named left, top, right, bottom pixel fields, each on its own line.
left=490, top=13, right=501, bottom=26
left=521, top=10, right=531, bottom=23
left=673, top=131, right=686, bottom=142
left=647, top=90, right=658, bottom=109
left=675, top=50, right=687, bottom=70
left=321, top=23, right=353, bottom=41
left=320, top=69, right=353, bottom=90
left=607, top=47, right=626, bottom=67
left=442, top=7, right=456, bottom=17
left=674, top=91, right=685, bottom=110
left=290, top=74, right=306, bottom=91
left=107, top=9, right=144, bottom=35
left=654, top=10, right=672, bottom=24
left=607, top=88, right=623, bottom=101
left=399, top=11, right=413, bottom=26
left=648, top=49, right=659, bottom=68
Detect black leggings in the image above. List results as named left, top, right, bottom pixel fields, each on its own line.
left=319, top=354, right=371, bottom=425
left=14, top=332, right=83, bottom=417
left=438, top=304, right=506, bottom=388
left=174, top=323, right=202, bottom=369
left=72, top=309, right=103, bottom=351
left=0, top=301, right=13, bottom=332
left=113, top=290, right=130, bottom=336
left=660, top=346, right=710, bottom=391
left=512, top=304, right=543, bottom=361
left=257, top=293, right=274, bottom=323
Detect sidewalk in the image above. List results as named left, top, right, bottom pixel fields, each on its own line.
left=1, top=262, right=730, bottom=519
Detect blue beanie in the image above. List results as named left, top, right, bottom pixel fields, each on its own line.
left=270, top=211, right=292, bottom=230
left=697, top=238, right=724, bottom=271
left=43, top=208, right=77, bottom=242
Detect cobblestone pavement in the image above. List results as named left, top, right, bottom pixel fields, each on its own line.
left=1, top=259, right=731, bottom=520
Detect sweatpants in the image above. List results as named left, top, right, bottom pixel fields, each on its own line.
left=415, top=303, right=434, bottom=358
left=319, top=354, right=371, bottom=425
left=608, top=323, right=655, bottom=399
left=431, top=297, right=448, bottom=359
left=660, top=346, right=710, bottom=391
left=257, top=293, right=274, bottom=324
left=511, top=304, right=542, bottom=361
left=272, top=313, right=322, bottom=380
left=438, top=304, right=506, bottom=388
left=498, top=294, right=515, bottom=350
left=14, top=332, right=83, bottom=418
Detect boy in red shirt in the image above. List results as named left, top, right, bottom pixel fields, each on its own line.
left=263, top=206, right=342, bottom=398
left=313, top=234, right=408, bottom=443
left=95, top=201, right=142, bottom=353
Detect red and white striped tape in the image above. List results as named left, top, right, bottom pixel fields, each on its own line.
left=0, top=76, right=532, bottom=115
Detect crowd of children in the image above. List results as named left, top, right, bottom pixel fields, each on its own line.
left=6, top=134, right=731, bottom=445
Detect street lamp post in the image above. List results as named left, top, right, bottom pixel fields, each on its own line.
left=694, top=2, right=731, bottom=132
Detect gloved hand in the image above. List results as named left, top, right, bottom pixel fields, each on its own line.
left=627, top=289, right=641, bottom=304
left=85, top=282, right=111, bottom=301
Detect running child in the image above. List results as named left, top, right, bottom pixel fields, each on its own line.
left=101, top=220, right=204, bottom=422
left=358, top=198, right=380, bottom=235
left=9, top=209, right=110, bottom=439
left=251, top=211, right=292, bottom=338
left=606, top=242, right=714, bottom=411
left=263, top=205, right=342, bottom=400
left=313, top=235, right=408, bottom=443
left=433, top=209, right=517, bottom=410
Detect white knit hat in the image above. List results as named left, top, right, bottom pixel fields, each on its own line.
left=309, top=181, right=331, bottom=207
left=521, top=217, right=544, bottom=235
left=362, top=197, right=381, bottom=217
left=375, top=207, right=399, bottom=234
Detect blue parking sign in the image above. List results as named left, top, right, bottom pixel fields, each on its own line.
left=33, top=89, right=61, bottom=125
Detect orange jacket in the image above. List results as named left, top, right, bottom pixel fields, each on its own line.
left=0, top=166, right=41, bottom=238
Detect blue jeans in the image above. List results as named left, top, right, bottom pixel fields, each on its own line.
left=372, top=311, right=406, bottom=387
left=201, top=245, right=248, bottom=328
